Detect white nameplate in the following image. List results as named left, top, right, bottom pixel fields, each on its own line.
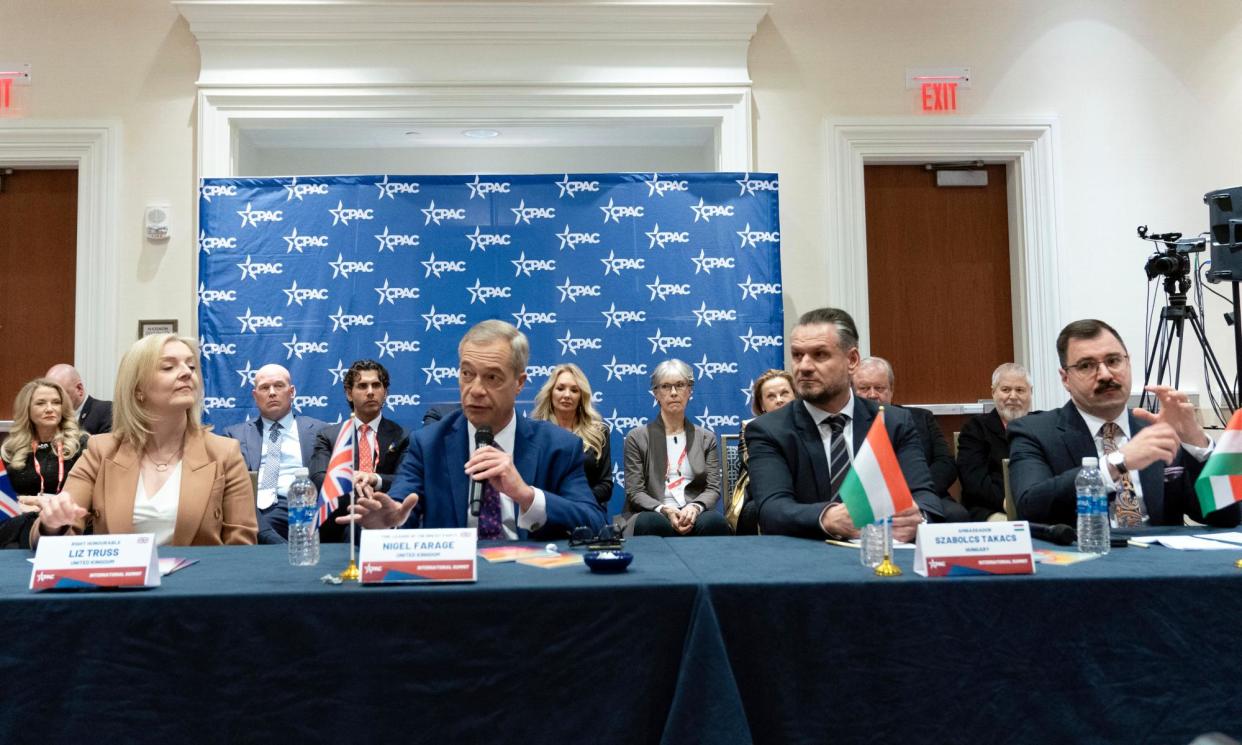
left=30, top=533, right=160, bottom=591
left=913, top=521, right=1035, bottom=578
left=359, top=528, right=477, bottom=584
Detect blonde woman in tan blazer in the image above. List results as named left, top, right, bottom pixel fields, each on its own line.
left=33, top=334, right=257, bottom=546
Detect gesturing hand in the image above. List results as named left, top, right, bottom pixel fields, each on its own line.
left=335, top=491, right=419, bottom=530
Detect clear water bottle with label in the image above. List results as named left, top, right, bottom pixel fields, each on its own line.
left=1075, top=457, right=1110, bottom=555
left=287, top=468, right=320, bottom=566
left=859, top=521, right=884, bottom=567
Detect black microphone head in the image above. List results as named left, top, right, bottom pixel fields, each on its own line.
left=475, top=425, right=494, bottom=447
left=1048, top=524, right=1076, bottom=546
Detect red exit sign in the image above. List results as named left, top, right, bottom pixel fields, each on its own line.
left=921, top=82, right=958, bottom=112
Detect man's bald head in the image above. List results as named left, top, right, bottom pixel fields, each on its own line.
left=251, top=363, right=296, bottom=421
left=45, top=364, right=86, bottom=409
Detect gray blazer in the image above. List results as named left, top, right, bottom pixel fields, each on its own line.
left=622, top=417, right=721, bottom=532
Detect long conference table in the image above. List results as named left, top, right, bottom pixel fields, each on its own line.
left=6, top=534, right=1242, bottom=744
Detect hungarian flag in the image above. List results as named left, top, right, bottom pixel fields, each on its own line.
left=0, top=461, right=20, bottom=520
left=839, top=408, right=915, bottom=528
left=318, top=420, right=355, bottom=526
left=1194, top=409, right=1242, bottom=515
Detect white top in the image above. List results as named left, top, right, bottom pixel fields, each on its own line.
left=134, top=462, right=182, bottom=546
left=663, top=433, right=692, bottom=508
left=465, top=415, right=548, bottom=539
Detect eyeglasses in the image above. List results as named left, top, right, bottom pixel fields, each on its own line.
left=655, top=382, right=692, bottom=394
left=1064, top=354, right=1129, bottom=377
left=569, top=524, right=625, bottom=550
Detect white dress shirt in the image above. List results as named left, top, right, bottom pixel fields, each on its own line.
left=256, top=411, right=303, bottom=509
left=134, top=462, right=182, bottom=546
left=466, top=415, right=548, bottom=539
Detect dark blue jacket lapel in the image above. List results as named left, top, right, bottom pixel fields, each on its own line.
left=792, top=402, right=832, bottom=498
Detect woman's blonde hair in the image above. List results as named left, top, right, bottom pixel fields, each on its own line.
left=112, top=334, right=206, bottom=453
left=530, top=363, right=607, bottom=458
left=1, top=379, right=84, bottom=470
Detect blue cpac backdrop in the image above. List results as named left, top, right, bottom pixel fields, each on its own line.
left=197, top=172, right=782, bottom=513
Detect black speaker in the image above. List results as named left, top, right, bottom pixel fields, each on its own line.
left=1205, top=186, right=1242, bottom=281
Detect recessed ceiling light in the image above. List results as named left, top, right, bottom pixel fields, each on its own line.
left=462, top=128, right=501, bottom=139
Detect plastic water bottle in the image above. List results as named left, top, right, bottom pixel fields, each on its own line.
left=1075, top=457, right=1110, bottom=555
left=287, top=468, right=320, bottom=566
left=859, top=521, right=884, bottom=568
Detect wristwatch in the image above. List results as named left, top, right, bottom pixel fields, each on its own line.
left=1106, top=450, right=1128, bottom=475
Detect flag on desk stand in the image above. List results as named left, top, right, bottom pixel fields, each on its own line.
left=0, top=461, right=19, bottom=520
left=1194, top=408, right=1242, bottom=515
left=839, top=408, right=915, bottom=528
left=319, top=419, right=355, bottom=526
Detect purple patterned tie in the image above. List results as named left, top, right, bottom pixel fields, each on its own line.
left=477, top=442, right=504, bottom=540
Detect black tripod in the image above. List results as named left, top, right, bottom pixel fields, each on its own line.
left=1142, top=273, right=1237, bottom=414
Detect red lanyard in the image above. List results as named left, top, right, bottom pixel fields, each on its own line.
left=665, top=443, right=689, bottom=492
left=31, top=440, right=66, bottom=494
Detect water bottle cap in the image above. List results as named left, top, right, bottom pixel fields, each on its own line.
left=1081, top=457, right=1098, bottom=467
left=294, top=467, right=309, bottom=477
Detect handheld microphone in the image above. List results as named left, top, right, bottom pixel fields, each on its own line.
left=1029, top=522, right=1077, bottom=546
left=469, top=425, right=494, bottom=517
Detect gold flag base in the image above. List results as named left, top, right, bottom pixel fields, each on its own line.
left=874, top=556, right=903, bottom=577
left=339, top=559, right=360, bottom=582
left=1235, top=559, right=1242, bottom=570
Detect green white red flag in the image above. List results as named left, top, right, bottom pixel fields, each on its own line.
left=839, top=408, right=914, bottom=528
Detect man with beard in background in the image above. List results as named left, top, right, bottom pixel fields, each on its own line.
left=957, top=362, right=1034, bottom=520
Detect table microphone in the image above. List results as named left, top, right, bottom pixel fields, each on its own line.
left=469, top=425, right=494, bottom=517
left=1029, top=522, right=1076, bottom=546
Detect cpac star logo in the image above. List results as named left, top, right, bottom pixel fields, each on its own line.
left=511, top=251, right=556, bottom=277
left=197, top=282, right=237, bottom=306
left=739, top=327, right=784, bottom=353
left=386, top=393, right=423, bottom=412
left=601, top=303, right=647, bottom=329
left=690, top=249, right=735, bottom=275
left=328, top=359, right=350, bottom=386
left=282, top=279, right=329, bottom=306
left=236, top=255, right=283, bottom=281
left=421, top=358, right=460, bottom=386
left=237, top=202, right=283, bottom=228
left=694, top=354, right=739, bottom=380
left=555, top=174, right=600, bottom=198
left=526, top=364, right=557, bottom=380
left=736, top=173, right=779, bottom=196
left=647, top=328, right=693, bottom=355
left=600, top=250, right=645, bottom=276
left=557, top=329, right=603, bottom=356
left=200, top=183, right=237, bottom=202
left=282, top=333, right=329, bottom=360
left=235, top=361, right=258, bottom=388
left=203, top=396, right=237, bottom=412
left=696, top=407, right=740, bottom=430
left=738, top=274, right=783, bottom=301
left=600, top=197, right=644, bottom=224
left=328, top=253, right=375, bottom=279
left=643, top=172, right=688, bottom=198
left=604, top=408, right=648, bottom=434
left=689, top=197, right=735, bottom=223
left=373, top=226, right=419, bottom=252
left=375, top=175, right=420, bottom=200
left=737, top=223, right=781, bottom=248
left=466, top=278, right=512, bottom=304
left=328, top=306, right=375, bottom=332
left=466, top=226, right=511, bottom=252
left=422, top=304, right=467, bottom=331
left=741, top=378, right=755, bottom=408
left=283, top=227, right=329, bottom=253
left=645, top=223, right=690, bottom=249
left=692, top=301, right=737, bottom=327
left=556, top=277, right=601, bottom=303
left=555, top=225, right=600, bottom=251
left=375, top=279, right=420, bottom=305
left=198, top=337, right=236, bottom=360
left=283, top=176, right=330, bottom=201
left=375, top=332, right=420, bottom=359
left=35, top=572, right=55, bottom=584
left=645, top=275, right=691, bottom=302
left=293, top=395, right=329, bottom=413
left=421, top=251, right=467, bottom=279
left=602, top=356, right=648, bottom=382
left=198, top=230, right=237, bottom=255
left=328, top=200, right=374, bottom=226
left=511, top=304, right=557, bottom=330
left=235, top=308, right=283, bottom=334
left=467, top=174, right=511, bottom=199
left=512, top=199, right=556, bottom=225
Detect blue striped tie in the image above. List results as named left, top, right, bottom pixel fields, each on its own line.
left=825, top=414, right=850, bottom=500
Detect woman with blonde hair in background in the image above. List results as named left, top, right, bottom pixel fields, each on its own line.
left=728, top=369, right=795, bottom=534
left=531, top=363, right=613, bottom=508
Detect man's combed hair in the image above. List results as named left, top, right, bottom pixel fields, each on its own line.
left=459, top=320, right=530, bottom=376
left=343, top=359, right=390, bottom=391
left=1055, top=319, right=1126, bottom=367
left=796, top=307, right=860, bottom=351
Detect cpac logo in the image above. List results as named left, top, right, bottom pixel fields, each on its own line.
left=511, top=304, right=557, bottom=330
left=421, top=199, right=466, bottom=226
left=557, top=329, right=603, bottom=356
left=375, top=332, right=421, bottom=359
left=293, top=395, right=329, bottom=412
left=739, top=327, right=784, bottom=353
left=555, top=225, right=600, bottom=251
left=283, top=333, right=329, bottom=360
left=421, top=304, right=467, bottom=331
left=600, top=250, right=645, bottom=276
left=374, top=278, right=420, bottom=305
left=647, top=328, right=693, bottom=355
left=525, top=365, right=557, bottom=379
left=421, top=252, right=467, bottom=279
left=600, top=198, right=644, bottom=223
left=467, top=175, right=511, bottom=199
left=328, top=360, right=350, bottom=386
left=556, top=277, right=601, bottom=303
left=203, top=397, right=236, bottom=412
left=198, top=338, right=236, bottom=360
left=694, top=354, right=739, bottom=380
left=284, top=177, right=330, bottom=201
left=646, top=275, right=691, bottom=302
left=200, top=183, right=237, bottom=202
left=555, top=174, right=600, bottom=198
left=283, top=280, right=329, bottom=306
left=602, top=356, right=648, bottom=382
left=421, top=358, right=459, bottom=386
left=736, top=173, right=779, bottom=196
left=198, top=231, right=237, bottom=255
left=737, top=223, right=781, bottom=248
left=466, top=227, right=511, bottom=252
left=236, top=255, right=283, bottom=281
left=328, top=253, right=375, bottom=279
left=329, top=201, right=375, bottom=226
left=511, top=251, right=556, bottom=277
left=328, top=306, right=374, bottom=332
left=696, top=407, right=741, bottom=430
left=197, top=283, right=237, bottom=306
left=738, top=274, right=783, bottom=300
left=237, top=202, right=284, bottom=228
left=374, top=227, right=420, bottom=253
left=375, top=175, right=420, bottom=200
left=643, top=172, right=689, bottom=198
left=466, top=278, right=512, bottom=304
left=645, top=223, right=690, bottom=249
left=511, top=199, right=556, bottom=225
left=385, top=393, right=423, bottom=412
left=601, top=303, right=646, bottom=329
left=236, top=308, right=283, bottom=334
left=691, top=249, right=735, bottom=275
left=592, top=391, right=604, bottom=404
left=689, top=198, right=735, bottom=223
left=692, top=301, right=737, bottom=327
left=605, top=408, right=648, bottom=433
left=283, top=227, right=329, bottom=253
left=235, top=361, right=258, bottom=388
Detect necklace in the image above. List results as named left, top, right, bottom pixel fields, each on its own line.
left=145, top=443, right=182, bottom=472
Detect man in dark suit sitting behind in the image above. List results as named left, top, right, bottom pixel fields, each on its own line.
left=1009, top=318, right=1241, bottom=528
left=957, top=362, right=1033, bottom=520
left=745, top=307, right=941, bottom=541
left=45, top=364, right=112, bottom=435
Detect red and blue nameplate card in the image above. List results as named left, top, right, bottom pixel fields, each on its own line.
left=359, top=528, right=477, bottom=584
left=31, top=533, right=160, bottom=591
left=913, top=521, right=1035, bottom=578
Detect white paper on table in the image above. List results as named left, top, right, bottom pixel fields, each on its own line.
left=1194, top=532, right=1242, bottom=546
left=847, top=539, right=917, bottom=550
left=1144, top=535, right=1242, bottom=550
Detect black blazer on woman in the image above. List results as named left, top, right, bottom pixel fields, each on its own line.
left=581, top=425, right=614, bottom=508
left=2, top=434, right=90, bottom=496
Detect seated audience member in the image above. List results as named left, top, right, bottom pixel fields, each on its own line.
left=422, top=403, right=461, bottom=427
left=729, top=369, right=795, bottom=533
left=1009, top=319, right=1241, bottom=528
left=531, top=363, right=613, bottom=509
left=341, top=320, right=604, bottom=539
left=621, top=360, right=730, bottom=537
left=745, top=308, right=940, bottom=541
left=957, top=362, right=1033, bottom=520
left=34, top=335, right=257, bottom=546
left=853, top=356, right=968, bottom=522
left=45, top=363, right=113, bottom=435
left=223, top=364, right=326, bottom=543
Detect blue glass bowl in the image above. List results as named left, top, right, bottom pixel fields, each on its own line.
left=584, top=550, right=633, bottom=573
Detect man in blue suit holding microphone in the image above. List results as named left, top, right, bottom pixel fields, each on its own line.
left=342, top=319, right=604, bottom=539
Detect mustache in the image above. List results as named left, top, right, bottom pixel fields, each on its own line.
left=1094, top=380, right=1123, bottom=394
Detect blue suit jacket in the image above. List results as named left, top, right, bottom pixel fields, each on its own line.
left=389, top=410, right=604, bottom=540
left=1008, top=401, right=1241, bottom=527
left=223, top=415, right=326, bottom=472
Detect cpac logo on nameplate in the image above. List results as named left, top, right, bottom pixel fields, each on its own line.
left=359, top=528, right=477, bottom=584
left=31, top=534, right=160, bottom=591
left=912, top=522, right=1035, bottom=578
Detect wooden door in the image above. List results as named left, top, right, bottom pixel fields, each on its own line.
left=0, top=168, right=78, bottom=419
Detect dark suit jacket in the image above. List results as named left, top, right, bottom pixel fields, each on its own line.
left=389, top=410, right=604, bottom=540
left=1008, top=401, right=1241, bottom=527
left=901, top=405, right=957, bottom=495
left=311, top=417, right=409, bottom=542
left=78, top=396, right=113, bottom=435
left=745, top=397, right=941, bottom=538
left=223, top=415, right=326, bottom=472
left=958, top=409, right=1009, bottom=518
left=583, top=431, right=613, bottom=508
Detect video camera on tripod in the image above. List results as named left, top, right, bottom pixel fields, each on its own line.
left=1137, top=225, right=1204, bottom=284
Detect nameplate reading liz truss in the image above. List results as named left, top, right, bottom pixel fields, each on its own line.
left=30, top=533, right=161, bottom=591
left=359, top=528, right=478, bottom=584
left=913, top=521, right=1035, bottom=577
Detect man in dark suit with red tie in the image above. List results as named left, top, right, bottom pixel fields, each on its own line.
left=45, top=364, right=112, bottom=435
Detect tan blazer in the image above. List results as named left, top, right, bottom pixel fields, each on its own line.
left=32, top=429, right=258, bottom=546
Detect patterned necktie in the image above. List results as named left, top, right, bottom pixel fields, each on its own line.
left=477, top=442, right=504, bottom=540
left=824, top=414, right=851, bottom=500
left=358, top=423, right=374, bottom=474
left=1100, top=422, right=1146, bottom=527
left=257, top=421, right=282, bottom=509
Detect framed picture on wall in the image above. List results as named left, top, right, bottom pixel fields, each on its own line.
left=138, top=319, right=178, bottom=338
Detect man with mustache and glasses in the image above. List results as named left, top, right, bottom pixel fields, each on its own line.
left=957, top=363, right=1035, bottom=520
left=1009, top=319, right=1241, bottom=528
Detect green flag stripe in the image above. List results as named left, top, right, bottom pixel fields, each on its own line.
left=838, top=467, right=875, bottom=527
left=1198, top=452, right=1242, bottom=479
